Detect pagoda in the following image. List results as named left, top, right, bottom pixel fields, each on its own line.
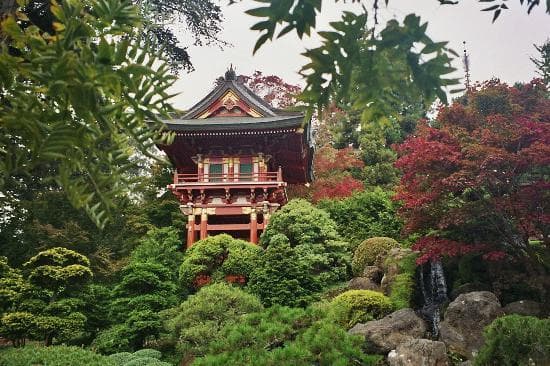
left=159, top=67, right=314, bottom=246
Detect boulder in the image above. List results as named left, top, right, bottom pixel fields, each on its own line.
left=349, top=308, right=427, bottom=353
left=449, top=282, right=490, bottom=300
left=348, top=277, right=379, bottom=291
left=388, top=339, right=449, bottom=366
left=503, top=300, right=544, bottom=317
left=362, top=265, right=383, bottom=284
left=439, top=291, right=503, bottom=359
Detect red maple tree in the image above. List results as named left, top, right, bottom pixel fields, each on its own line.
left=241, top=70, right=302, bottom=109
left=310, top=145, right=365, bottom=202
left=395, top=79, right=550, bottom=264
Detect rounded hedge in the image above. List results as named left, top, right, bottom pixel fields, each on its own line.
left=352, top=237, right=399, bottom=276
left=179, top=234, right=262, bottom=289
left=329, top=290, right=393, bottom=328
left=474, top=315, right=550, bottom=366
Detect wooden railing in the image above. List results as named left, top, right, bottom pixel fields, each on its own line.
left=173, top=168, right=283, bottom=185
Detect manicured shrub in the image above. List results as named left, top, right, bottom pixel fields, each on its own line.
left=474, top=315, right=550, bottom=366
left=261, top=199, right=352, bottom=287
left=131, top=349, right=162, bottom=359
left=0, top=311, right=34, bottom=347
left=108, top=349, right=168, bottom=366
left=108, top=352, right=133, bottom=364
left=247, top=234, right=322, bottom=307
left=318, top=188, right=403, bottom=248
left=0, top=345, right=116, bottom=366
left=165, top=282, right=263, bottom=358
left=179, top=234, right=262, bottom=290
left=329, top=290, right=393, bottom=328
left=123, top=357, right=170, bottom=366
left=352, top=237, right=399, bottom=276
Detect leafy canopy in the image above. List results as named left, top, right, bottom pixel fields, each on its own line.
left=395, top=79, right=550, bottom=264
left=0, top=0, right=175, bottom=229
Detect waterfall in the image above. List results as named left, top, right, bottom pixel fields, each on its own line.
left=419, top=260, right=448, bottom=338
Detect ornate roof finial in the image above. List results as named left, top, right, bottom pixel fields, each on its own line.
left=224, top=64, right=236, bottom=81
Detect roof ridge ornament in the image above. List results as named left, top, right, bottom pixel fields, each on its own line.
left=224, top=64, right=236, bottom=81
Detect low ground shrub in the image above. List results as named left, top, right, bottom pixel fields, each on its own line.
left=474, top=315, right=550, bottom=366
left=329, top=290, right=393, bottom=328
left=193, top=305, right=382, bottom=366
left=165, top=282, right=262, bottom=359
left=0, top=345, right=115, bottom=366
left=352, top=237, right=399, bottom=276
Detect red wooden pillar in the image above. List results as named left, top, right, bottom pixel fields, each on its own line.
left=186, top=214, right=195, bottom=248
left=250, top=211, right=258, bottom=244
left=228, top=158, right=234, bottom=181
left=200, top=209, right=208, bottom=240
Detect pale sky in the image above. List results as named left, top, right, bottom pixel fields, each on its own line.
left=168, top=0, right=550, bottom=110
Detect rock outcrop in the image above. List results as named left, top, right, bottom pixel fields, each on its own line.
left=348, top=277, right=379, bottom=290
left=349, top=308, right=427, bottom=353
left=387, top=338, right=449, bottom=366
left=503, top=300, right=544, bottom=317
left=439, top=291, right=503, bottom=359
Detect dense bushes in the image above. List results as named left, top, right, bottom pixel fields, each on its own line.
left=318, top=189, right=403, bottom=248
left=260, top=199, right=351, bottom=287
left=474, top=315, right=550, bottom=366
left=328, top=290, right=393, bottom=328
left=179, top=234, right=262, bottom=289
left=93, top=228, right=181, bottom=353
left=165, top=283, right=263, bottom=358
left=352, top=237, right=399, bottom=275
left=0, top=345, right=116, bottom=366
left=247, top=234, right=321, bottom=307
left=192, top=305, right=382, bottom=366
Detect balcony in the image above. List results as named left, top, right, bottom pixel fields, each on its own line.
left=169, top=167, right=285, bottom=191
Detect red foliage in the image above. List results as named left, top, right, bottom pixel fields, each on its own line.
left=311, top=175, right=364, bottom=203
left=241, top=70, right=302, bottom=109
left=314, top=146, right=364, bottom=177
left=310, top=145, right=365, bottom=202
left=395, top=79, right=550, bottom=262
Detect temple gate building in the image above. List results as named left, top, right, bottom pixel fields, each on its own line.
left=159, top=67, right=314, bottom=246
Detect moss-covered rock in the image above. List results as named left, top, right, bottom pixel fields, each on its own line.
left=352, top=237, right=399, bottom=276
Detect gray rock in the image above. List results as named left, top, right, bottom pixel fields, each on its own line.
left=449, top=282, right=490, bottom=300
left=503, top=300, right=544, bottom=317
left=349, top=308, right=427, bottom=353
left=388, top=338, right=449, bottom=366
left=362, top=265, right=383, bottom=284
left=348, top=277, right=379, bottom=291
left=439, top=291, right=503, bottom=359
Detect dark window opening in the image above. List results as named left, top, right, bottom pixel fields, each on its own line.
left=239, top=163, right=253, bottom=181
left=209, top=163, right=223, bottom=181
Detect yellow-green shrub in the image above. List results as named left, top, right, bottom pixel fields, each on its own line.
left=352, top=237, right=399, bottom=275
left=329, top=290, right=393, bottom=328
